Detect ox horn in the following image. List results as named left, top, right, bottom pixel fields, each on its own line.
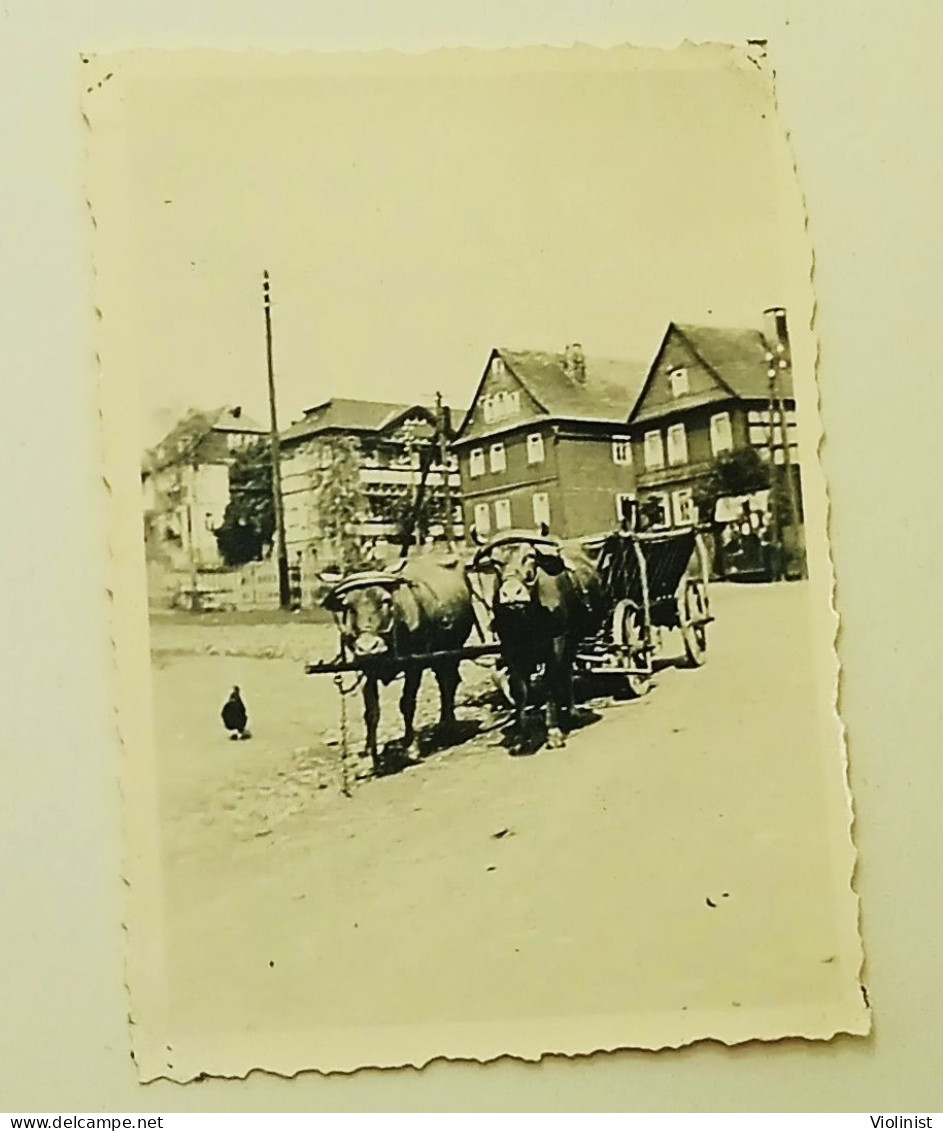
left=470, top=540, right=496, bottom=571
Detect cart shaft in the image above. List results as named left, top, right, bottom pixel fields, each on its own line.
left=305, top=642, right=502, bottom=676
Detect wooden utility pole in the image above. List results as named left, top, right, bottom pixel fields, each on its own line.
left=765, top=357, right=783, bottom=574
left=263, top=270, right=291, bottom=609
left=185, top=467, right=200, bottom=612
left=773, top=352, right=807, bottom=580
left=435, top=391, right=456, bottom=549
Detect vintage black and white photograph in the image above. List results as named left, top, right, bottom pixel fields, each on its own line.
left=86, top=44, right=867, bottom=1079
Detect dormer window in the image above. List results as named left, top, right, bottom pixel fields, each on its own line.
left=668, top=367, right=689, bottom=397
left=481, top=389, right=521, bottom=425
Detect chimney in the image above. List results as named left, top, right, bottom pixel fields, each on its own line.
left=231, top=405, right=243, bottom=419
left=563, top=342, right=587, bottom=384
left=762, top=307, right=789, bottom=357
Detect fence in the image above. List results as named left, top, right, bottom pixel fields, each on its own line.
left=147, top=559, right=320, bottom=612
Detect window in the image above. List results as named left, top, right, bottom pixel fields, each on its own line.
left=482, top=389, right=521, bottom=424
left=668, top=367, right=689, bottom=397
left=615, top=492, right=636, bottom=524
left=469, top=448, right=485, bottom=478
left=494, top=498, right=512, bottom=529
left=666, top=423, right=688, bottom=466
left=532, top=492, right=551, bottom=529
left=527, top=433, right=545, bottom=464
left=473, top=502, right=491, bottom=535
left=672, top=489, right=696, bottom=527
left=611, top=436, right=632, bottom=466
left=710, top=411, right=733, bottom=456
left=491, top=355, right=505, bottom=379
left=489, top=442, right=507, bottom=473
left=645, top=493, right=670, bottom=529
left=643, top=431, right=665, bottom=470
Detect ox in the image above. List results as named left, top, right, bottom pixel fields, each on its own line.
left=471, top=530, right=604, bottom=750
left=321, top=556, right=474, bottom=774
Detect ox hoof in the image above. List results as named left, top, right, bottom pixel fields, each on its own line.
left=546, top=728, right=566, bottom=750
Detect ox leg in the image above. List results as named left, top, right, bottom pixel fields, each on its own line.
left=544, top=642, right=569, bottom=749
left=362, top=676, right=381, bottom=772
left=433, top=662, right=460, bottom=740
left=559, top=655, right=577, bottom=731
left=400, top=667, right=422, bottom=762
left=508, top=668, right=530, bottom=748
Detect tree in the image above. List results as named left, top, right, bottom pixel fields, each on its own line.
left=388, top=443, right=441, bottom=549
left=694, top=446, right=771, bottom=523
left=214, top=439, right=275, bottom=566
left=310, top=436, right=368, bottom=571
left=145, top=408, right=218, bottom=480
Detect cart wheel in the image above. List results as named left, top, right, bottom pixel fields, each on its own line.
left=612, top=599, right=653, bottom=698
left=680, top=579, right=709, bottom=667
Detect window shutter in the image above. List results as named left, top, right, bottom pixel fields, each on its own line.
left=710, top=412, right=733, bottom=456
left=667, top=423, right=688, bottom=466
left=532, top=492, right=551, bottom=527
left=644, top=431, right=665, bottom=470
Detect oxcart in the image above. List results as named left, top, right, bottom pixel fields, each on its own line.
left=304, top=526, right=712, bottom=774
left=575, top=526, right=713, bottom=697
left=305, top=528, right=711, bottom=696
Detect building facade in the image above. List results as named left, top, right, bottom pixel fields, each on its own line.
left=141, top=406, right=267, bottom=569
left=451, top=346, right=648, bottom=541
left=626, top=308, right=800, bottom=531
left=280, top=398, right=463, bottom=565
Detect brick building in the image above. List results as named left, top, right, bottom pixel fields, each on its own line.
left=626, top=307, right=800, bottom=530
left=451, top=345, right=648, bottom=541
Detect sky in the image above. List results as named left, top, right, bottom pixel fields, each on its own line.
left=109, top=46, right=809, bottom=448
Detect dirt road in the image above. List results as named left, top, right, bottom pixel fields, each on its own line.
left=147, top=581, right=862, bottom=1072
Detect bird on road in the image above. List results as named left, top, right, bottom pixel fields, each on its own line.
left=221, top=686, right=250, bottom=740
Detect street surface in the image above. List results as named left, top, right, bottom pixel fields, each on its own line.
left=148, top=582, right=857, bottom=1054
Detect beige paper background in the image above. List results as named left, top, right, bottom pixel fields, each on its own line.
left=1, top=0, right=941, bottom=1113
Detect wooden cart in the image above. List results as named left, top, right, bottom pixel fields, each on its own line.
left=576, top=526, right=713, bottom=697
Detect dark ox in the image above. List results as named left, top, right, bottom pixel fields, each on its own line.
left=322, top=557, right=474, bottom=773
left=473, top=533, right=604, bottom=750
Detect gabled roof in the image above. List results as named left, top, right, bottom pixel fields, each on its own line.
left=281, top=398, right=437, bottom=444
left=673, top=324, right=793, bottom=400
left=628, top=320, right=794, bottom=425
left=212, top=406, right=267, bottom=434
left=142, top=405, right=266, bottom=475
left=502, top=350, right=650, bottom=421
left=454, top=347, right=649, bottom=441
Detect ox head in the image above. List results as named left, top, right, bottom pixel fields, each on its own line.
left=471, top=530, right=565, bottom=612
left=320, top=566, right=408, bottom=659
